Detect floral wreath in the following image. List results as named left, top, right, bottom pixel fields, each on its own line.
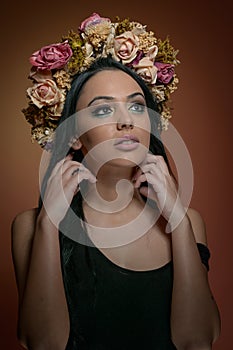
left=22, top=13, right=180, bottom=151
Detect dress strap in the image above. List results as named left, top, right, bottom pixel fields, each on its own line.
left=197, top=243, right=211, bottom=271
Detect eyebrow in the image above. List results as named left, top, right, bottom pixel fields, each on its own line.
left=87, top=92, right=145, bottom=107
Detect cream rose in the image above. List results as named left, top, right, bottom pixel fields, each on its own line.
left=133, top=57, right=158, bottom=84
left=113, top=31, right=139, bottom=64
left=146, top=45, right=158, bottom=60
left=29, top=67, right=53, bottom=82
left=27, top=79, right=65, bottom=110
left=48, top=100, right=65, bottom=117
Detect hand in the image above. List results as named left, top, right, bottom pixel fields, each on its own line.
left=40, top=154, right=97, bottom=227
left=133, top=154, right=186, bottom=232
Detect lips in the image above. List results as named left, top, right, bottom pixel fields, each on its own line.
left=114, top=134, right=139, bottom=145
left=114, top=134, right=140, bottom=151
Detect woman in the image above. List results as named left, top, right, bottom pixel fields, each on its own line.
left=12, top=14, right=220, bottom=350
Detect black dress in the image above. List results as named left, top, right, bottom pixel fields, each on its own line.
left=59, top=232, right=210, bottom=350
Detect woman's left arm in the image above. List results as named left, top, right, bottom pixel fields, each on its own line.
left=170, top=208, right=221, bottom=349
left=134, top=154, right=221, bottom=349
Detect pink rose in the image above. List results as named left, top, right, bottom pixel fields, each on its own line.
left=113, top=31, right=139, bottom=64
left=133, top=57, right=158, bottom=84
left=154, top=62, right=174, bottom=84
left=27, top=79, right=65, bottom=111
left=79, top=13, right=111, bottom=33
left=29, top=40, right=72, bottom=71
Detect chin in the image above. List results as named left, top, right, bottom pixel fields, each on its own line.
left=106, top=151, right=148, bottom=168
left=106, top=158, right=138, bottom=168
left=85, top=145, right=148, bottom=172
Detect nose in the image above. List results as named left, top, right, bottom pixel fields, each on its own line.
left=117, top=121, right=134, bottom=130
left=116, top=106, right=134, bottom=130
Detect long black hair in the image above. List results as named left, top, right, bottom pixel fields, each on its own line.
left=38, top=56, right=173, bottom=232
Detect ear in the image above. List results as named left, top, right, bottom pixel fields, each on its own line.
left=69, top=137, right=83, bottom=150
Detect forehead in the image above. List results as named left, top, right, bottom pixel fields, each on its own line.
left=76, top=70, right=144, bottom=109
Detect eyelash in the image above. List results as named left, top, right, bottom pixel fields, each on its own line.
left=91, top=102, right=146, bottom=118
left=129, top=103, right=146, bottom=113
left=91, top=104, right=114, bottom=118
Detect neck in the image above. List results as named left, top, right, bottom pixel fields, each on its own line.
left=84, top=164, right=138, bottom=213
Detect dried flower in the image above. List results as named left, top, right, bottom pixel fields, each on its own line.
left=23, top=13, right=180, bottom=150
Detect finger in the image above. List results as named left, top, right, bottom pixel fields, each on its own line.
left=134, top=173, right=147, bottom=188
left=146, top=154, right=170, bottom=175
left=49, top=154, right=73, bottom=179
left=76, top=171, right=97, bottom=184
left=61, top=160, right=84, bottom=174
left=140, top=163, right=161, bottom=175
left=61, top=167, right=97, bottom=198
left=134, top=154, right=165, bottom=181
left=136, top=163, right=165, bottom=186
left=65, top=165, right=97, bottom=184
left=132, top=166, right=143, bottom=182
left=134, top=172, right=162, bottom=191
left=139, top=185, right=156, bottom=199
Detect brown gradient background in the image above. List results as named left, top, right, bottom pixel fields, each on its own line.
left=1, top=0, right=232, bottom=348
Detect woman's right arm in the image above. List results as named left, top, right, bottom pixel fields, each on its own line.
left=11, top=208, right=69, bottom=350
left=11, top=155, right=97, bottom=350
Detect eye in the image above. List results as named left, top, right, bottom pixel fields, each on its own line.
left=128, top=102, right=146, bottom=114
left=91, top=104, right=114, bottom=118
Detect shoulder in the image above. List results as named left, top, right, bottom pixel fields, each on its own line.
left=11, top=208, right=38, bottom=242
left=11, top=207, right=39, bottom=257
left=12, top=207, right=39, bottom=229
left=11, top=208, right=39, bottom=290
left=186, top=207, right=208, bottom=245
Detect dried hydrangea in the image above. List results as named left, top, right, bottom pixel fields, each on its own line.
left=138, top=31, right=158, bottom=53
left=53, top=69, right=71, bottom=90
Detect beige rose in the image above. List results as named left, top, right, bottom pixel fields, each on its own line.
left=133, top=57, right=158, bottom=84
left=27, top=79, right=65, bottom=110
left=48, top=97, right=65, bottom=117
left=85, top=42, right=94, bottom=58
left=29, top=67, right=53, bottom=82
left=131, top=22, right=147, bottom=36
left=102, top=27, right=116, bottom=56
left=146, top=45, right=158, bottom=60
left=113, top=31, right=139, bottom=64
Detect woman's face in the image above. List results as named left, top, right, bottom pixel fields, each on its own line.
left=75, top=69, right=151, bottom=170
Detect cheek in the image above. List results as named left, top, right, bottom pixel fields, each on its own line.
left=138, top=122, right=151, bottom=148
left=136, top=114, right=151, bottom=137
left=143, top=126, right=151, bottom=144
left=79, top=132, right=96, bottom=150
left=80, top=127, right=110, bottom=150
